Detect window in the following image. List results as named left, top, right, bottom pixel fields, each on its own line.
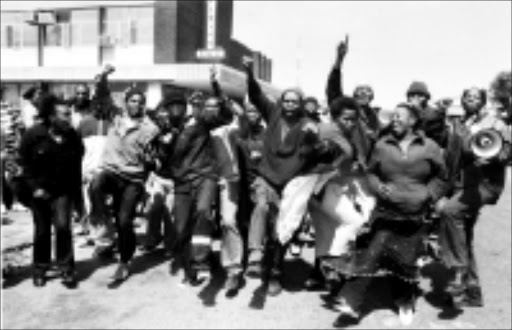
left=4, top=25, right=21, bottom=48
left=1, top=13, right=23, bottom=49
left=45, top=24, right=62, bottom=46
left=71, top=9, right=99, bottom=46
left=104, top=6, right=153, bottom=47
left=129, top=20, right=138, bottom=45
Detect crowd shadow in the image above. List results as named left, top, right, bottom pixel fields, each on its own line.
left=2, top=263, right=33, bottom=289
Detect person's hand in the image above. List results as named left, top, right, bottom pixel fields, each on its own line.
left=302, top=121, right=319, bottom=135
left=434, top=197, right=448, bottom=214
left=435, top=98, right=453, bottom=110
left=160, top=132, right=173, bottom=144
left=474, top=157, right=492, bottom=166
left=210, top=65, right=218, bottom=83
left=335, top=35, right=349, bottom=65
left=33, top=188, right=50, bottom=200
left=302, top=122, right=319, bottom=145
left=250, top=150, right=262, bottom=161
left=378, top=183, right=392, bottom=199
left=103, top=64, right=116, bottom=76
left=242, top=56, right=254, bottom=71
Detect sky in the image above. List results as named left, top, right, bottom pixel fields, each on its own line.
left=232, top=1, right=512, bottom=109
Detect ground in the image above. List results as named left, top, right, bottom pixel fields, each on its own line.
left=1, top=170, right=511, bottom=329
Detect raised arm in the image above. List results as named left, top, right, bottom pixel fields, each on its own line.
left=243, top=57, right=275, bottom=123
left=91, top=64, right=117, bottom=120
left=326, top=36, right=348, bottom=105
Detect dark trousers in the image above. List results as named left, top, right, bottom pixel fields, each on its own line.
left=172, top=178, right=217, bottom=273
left=246, top=176, right=288, bottom=278
left=1, top=165, right=14, bottom=210
left=438, top=189, right=482, bottom=291
left=145, top=175, right=175, bottom=250
left=89, top=170, right=144, bottom=263
left=341, top=276, right=417, bottom=313
left=247, top=177, right=280, bottom=258
left=31, top=194, right=74, bottom=274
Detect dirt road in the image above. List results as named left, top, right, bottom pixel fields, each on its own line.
left=2, top=172, right=510, bottom=329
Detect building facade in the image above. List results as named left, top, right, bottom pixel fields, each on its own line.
left=0, top=0, right=277, bottom=108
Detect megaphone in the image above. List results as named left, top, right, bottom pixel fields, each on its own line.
left=470, top=128, right=503, bottom=159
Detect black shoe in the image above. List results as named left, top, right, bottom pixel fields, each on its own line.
left=304, top=271, right=326, bottom=291
left=112, top=263, right=130, bottom=282
left=267, top=277, right=283, bottom=297
left=185, top=266, right=210, bottom=287
left=458, top=286, right=484, bottom=307
left=225, top=273, right=242, bottom=297
left=93, top=245, right=115, bottom=260
left=333, top=311, right=360, bottom=328
left=62, top=271, right=78, bottom=289
left=33, top=275, right=46, bottom=287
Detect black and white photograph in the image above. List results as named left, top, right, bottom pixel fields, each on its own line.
left=1, top=0, right=511, bottom=329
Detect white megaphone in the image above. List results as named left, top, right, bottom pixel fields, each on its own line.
left=470, top=128, right=503, bottom=160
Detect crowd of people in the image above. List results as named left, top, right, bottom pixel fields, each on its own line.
left=1, top=39, right=511, bottom=327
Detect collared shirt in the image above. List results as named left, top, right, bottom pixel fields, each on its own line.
left=101, top=114, right=159, bottom=183
left=368, top=132, right=447, bottom=215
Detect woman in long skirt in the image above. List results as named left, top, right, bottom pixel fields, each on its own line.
left=323, top=103, right=448, bottom=327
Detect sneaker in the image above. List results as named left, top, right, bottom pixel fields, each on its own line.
left=225, top=273, right=242, bottom=297
left=398, top=304, right=415, bottom=326
left=33, top=274, right=46, bottom=287
left=458, top=286, right=484, bottom=307
left=186, top=269, right=208, bottom=287
left=267, top=277, right=283, bottom=297
left=333, top=303, right=360, bottom=328
left=111, top=263, right=130, bottom=282
left=61, top=270, right=78, bottom=289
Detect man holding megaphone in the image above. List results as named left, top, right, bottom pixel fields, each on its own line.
left=436, top=87, right=511, bottom=310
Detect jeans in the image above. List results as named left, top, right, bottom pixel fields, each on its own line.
left=31, top=194, right=74, bottom=273
left=246, top=177, right=289, bottom=278
left=89, top=170, right=144, bottom=263
left=219, top=179, right=243, bottom=275
left=145, top=174, right=175, bottom=250
left=438, top=188, right=482, bottom=291
left=172, top=178, right=217, bottom=273
left=247, top=177, right=280, bottom=262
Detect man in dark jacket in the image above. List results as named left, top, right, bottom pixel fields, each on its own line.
left=436, top=87, right=511, bottom=309
left=19, top=94, right=85, bottom=288
left=155, top=92, right=233, bottom=286
left=243, top=58, right=317, bottom=296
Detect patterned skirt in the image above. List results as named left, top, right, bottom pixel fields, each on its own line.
left=321, top=210, right=428, bottom=283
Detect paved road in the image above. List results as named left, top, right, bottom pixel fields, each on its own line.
left=2, top=170, right=511, bottom=329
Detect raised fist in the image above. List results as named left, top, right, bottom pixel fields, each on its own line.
left=336, top=35, right=349, bottom=62
left=103, top=64, right=116, bottom=76
left=242, top=56, right=254, bottom=70
left=210, top=65, right=218, bottom=82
